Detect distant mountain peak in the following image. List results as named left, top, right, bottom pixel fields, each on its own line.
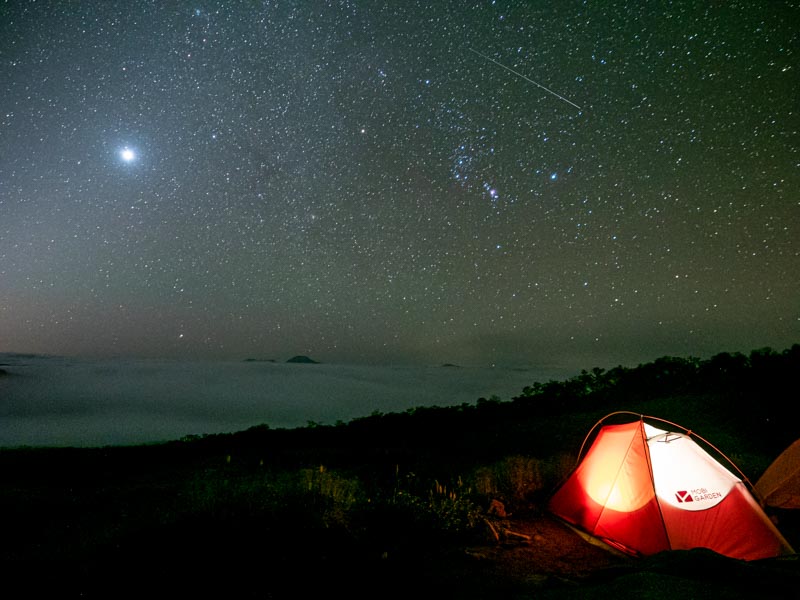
left=287, top=355, right=319, bottom=364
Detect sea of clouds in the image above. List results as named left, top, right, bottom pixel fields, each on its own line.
left=0, top=354, right=574, bottom=448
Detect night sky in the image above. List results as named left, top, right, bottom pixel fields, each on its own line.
left=2, top=1, right=798, bottom=369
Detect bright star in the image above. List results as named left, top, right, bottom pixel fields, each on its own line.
left=120, top=148, right=136, bottom=162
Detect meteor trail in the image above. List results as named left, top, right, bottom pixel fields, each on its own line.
left=468, top=48, right=582, bottom=111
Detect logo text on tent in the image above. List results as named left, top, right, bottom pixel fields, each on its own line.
left=675, top=487, right=723, bottom=503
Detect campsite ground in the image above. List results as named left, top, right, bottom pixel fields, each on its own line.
left=19, top=512, right=796, bottom=599
left=487, top=515, right=798, bottom=599
left=449, top=512, right=633, bottom=596
left=3, top=451, right=799, bottom=599
left=403, top=511, right=800, bottom=599
left=2, top=468, right=799, bottom=599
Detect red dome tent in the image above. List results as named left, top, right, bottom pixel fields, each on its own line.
left=548, top=413, right=794, bottom=561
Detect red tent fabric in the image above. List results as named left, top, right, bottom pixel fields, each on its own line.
left=548, top=417, right=795, bottom=561
left=755, top=438, right=800, bottom=509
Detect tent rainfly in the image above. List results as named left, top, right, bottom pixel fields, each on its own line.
left=755, top=438, right=800, bottom=510
left=548, top=413, right=795, bottom=561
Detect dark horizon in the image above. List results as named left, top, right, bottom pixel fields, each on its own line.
left=2, top=337, right=800, bottom=372
left=0, top=353, right=580, bottom=448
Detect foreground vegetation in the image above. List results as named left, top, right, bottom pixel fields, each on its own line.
left=1, top=345, right=799, bottom=597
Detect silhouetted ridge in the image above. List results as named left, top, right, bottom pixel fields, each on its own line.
left=286, top=355, right=319, bottom=364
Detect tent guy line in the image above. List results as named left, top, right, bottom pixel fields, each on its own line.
left=467, top=47, right=583, bottom=111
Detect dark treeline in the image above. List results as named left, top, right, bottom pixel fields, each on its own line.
left=167, top=344, right=800, bottom=479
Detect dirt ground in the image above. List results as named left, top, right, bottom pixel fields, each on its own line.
left=425, top=513, right=800, bottom=599
left=466, top=513, right=629, bottom=580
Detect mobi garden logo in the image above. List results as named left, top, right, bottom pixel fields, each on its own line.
left=675, top=487, right=723, bottom=503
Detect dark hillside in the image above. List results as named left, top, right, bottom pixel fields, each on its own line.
left=174, top=345, right=799, bottom=477
left=1, top=345, right=798, bottom=597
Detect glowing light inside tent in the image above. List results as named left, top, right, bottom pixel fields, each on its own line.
left=583, top=462, right=654, bottom=512
left=581, top=426, right=654, bottom=512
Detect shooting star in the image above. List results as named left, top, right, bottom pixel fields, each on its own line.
left=468, top=48, right=582, bottom=111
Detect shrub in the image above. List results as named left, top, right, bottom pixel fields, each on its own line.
left=471, top=455, right=544, bottom=511
left=300, top=465, right=361, bottom=528
left=471, top=453, right=576, bottom=513
left=390, top=472, right=482, bottom=536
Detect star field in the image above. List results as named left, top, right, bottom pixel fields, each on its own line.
left=1, top=1, right=798, bottom=368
